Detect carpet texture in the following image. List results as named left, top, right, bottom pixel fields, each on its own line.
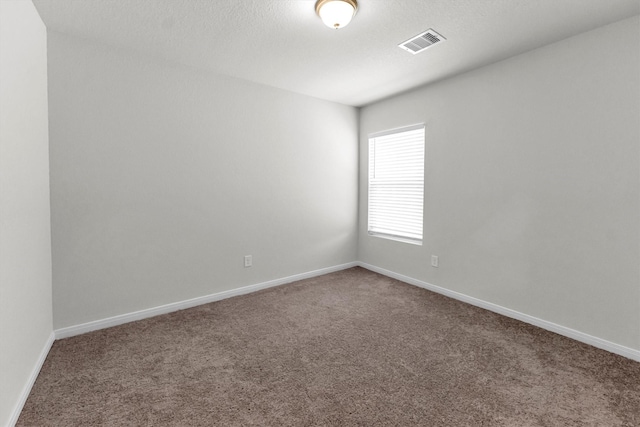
left=18, top=267, right=640, bottom=426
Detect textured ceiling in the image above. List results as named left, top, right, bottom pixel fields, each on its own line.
left=33, top=0, right=640, bottom=107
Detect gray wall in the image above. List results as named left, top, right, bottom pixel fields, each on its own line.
left=0, top=1, right=53, bottom=425
left=358, top=16, right=640, bottom=351
left=47, top=32, right=358, bottom=329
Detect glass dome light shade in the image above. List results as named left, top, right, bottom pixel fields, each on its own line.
left=315, top=0, right=358, bottom=29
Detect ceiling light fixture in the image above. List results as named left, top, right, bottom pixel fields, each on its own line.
left=315, top=0, right=358, bottom=30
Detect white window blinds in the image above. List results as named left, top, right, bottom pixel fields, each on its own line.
left=368, top=124, right=425, bottom=244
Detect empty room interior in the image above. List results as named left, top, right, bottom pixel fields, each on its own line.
left=1, top=0, right=639, bottom=425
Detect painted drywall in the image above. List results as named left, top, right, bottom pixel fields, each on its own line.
left=47, top=32, right=358, bottom=329
left=0, top=1, right=53, bottom=425
left=358, top=16, right=640, bottom=351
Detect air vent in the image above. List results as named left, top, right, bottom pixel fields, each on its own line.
left=399, top=29, right=446, bottom=55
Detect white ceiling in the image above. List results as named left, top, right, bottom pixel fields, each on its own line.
left=32, top=0, right=640, bottom=107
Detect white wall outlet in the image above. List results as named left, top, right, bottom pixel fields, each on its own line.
left=431, top=255, right=439, bottom=268
left=244, top=255, right=252, bottom=268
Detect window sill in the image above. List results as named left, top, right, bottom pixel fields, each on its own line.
left=368, top=232, right=423, bottom=246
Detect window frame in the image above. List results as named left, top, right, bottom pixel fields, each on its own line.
left=367, top=123, right=425, bottom=246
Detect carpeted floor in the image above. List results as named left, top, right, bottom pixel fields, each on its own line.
left=18, top=267, right=640, bottom=426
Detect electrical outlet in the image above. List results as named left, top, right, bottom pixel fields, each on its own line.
left=244, top=255, right=252, bottom=268
left=431, top=255, right=439, bottom=268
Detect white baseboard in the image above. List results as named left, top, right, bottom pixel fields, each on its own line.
left=357, top=262, right=640, bottom=363
left=7, top=331, right=55, bottom=427
left=55, top=262, right=358, bottom=340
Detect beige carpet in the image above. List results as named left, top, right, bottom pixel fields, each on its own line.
left=18, top=267, right=640, bottom=426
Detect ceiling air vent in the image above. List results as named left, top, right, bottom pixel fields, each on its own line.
left=399, top=29, right=446, bottom=55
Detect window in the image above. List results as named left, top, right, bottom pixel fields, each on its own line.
left=368, top=124, right=425, bottom=245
